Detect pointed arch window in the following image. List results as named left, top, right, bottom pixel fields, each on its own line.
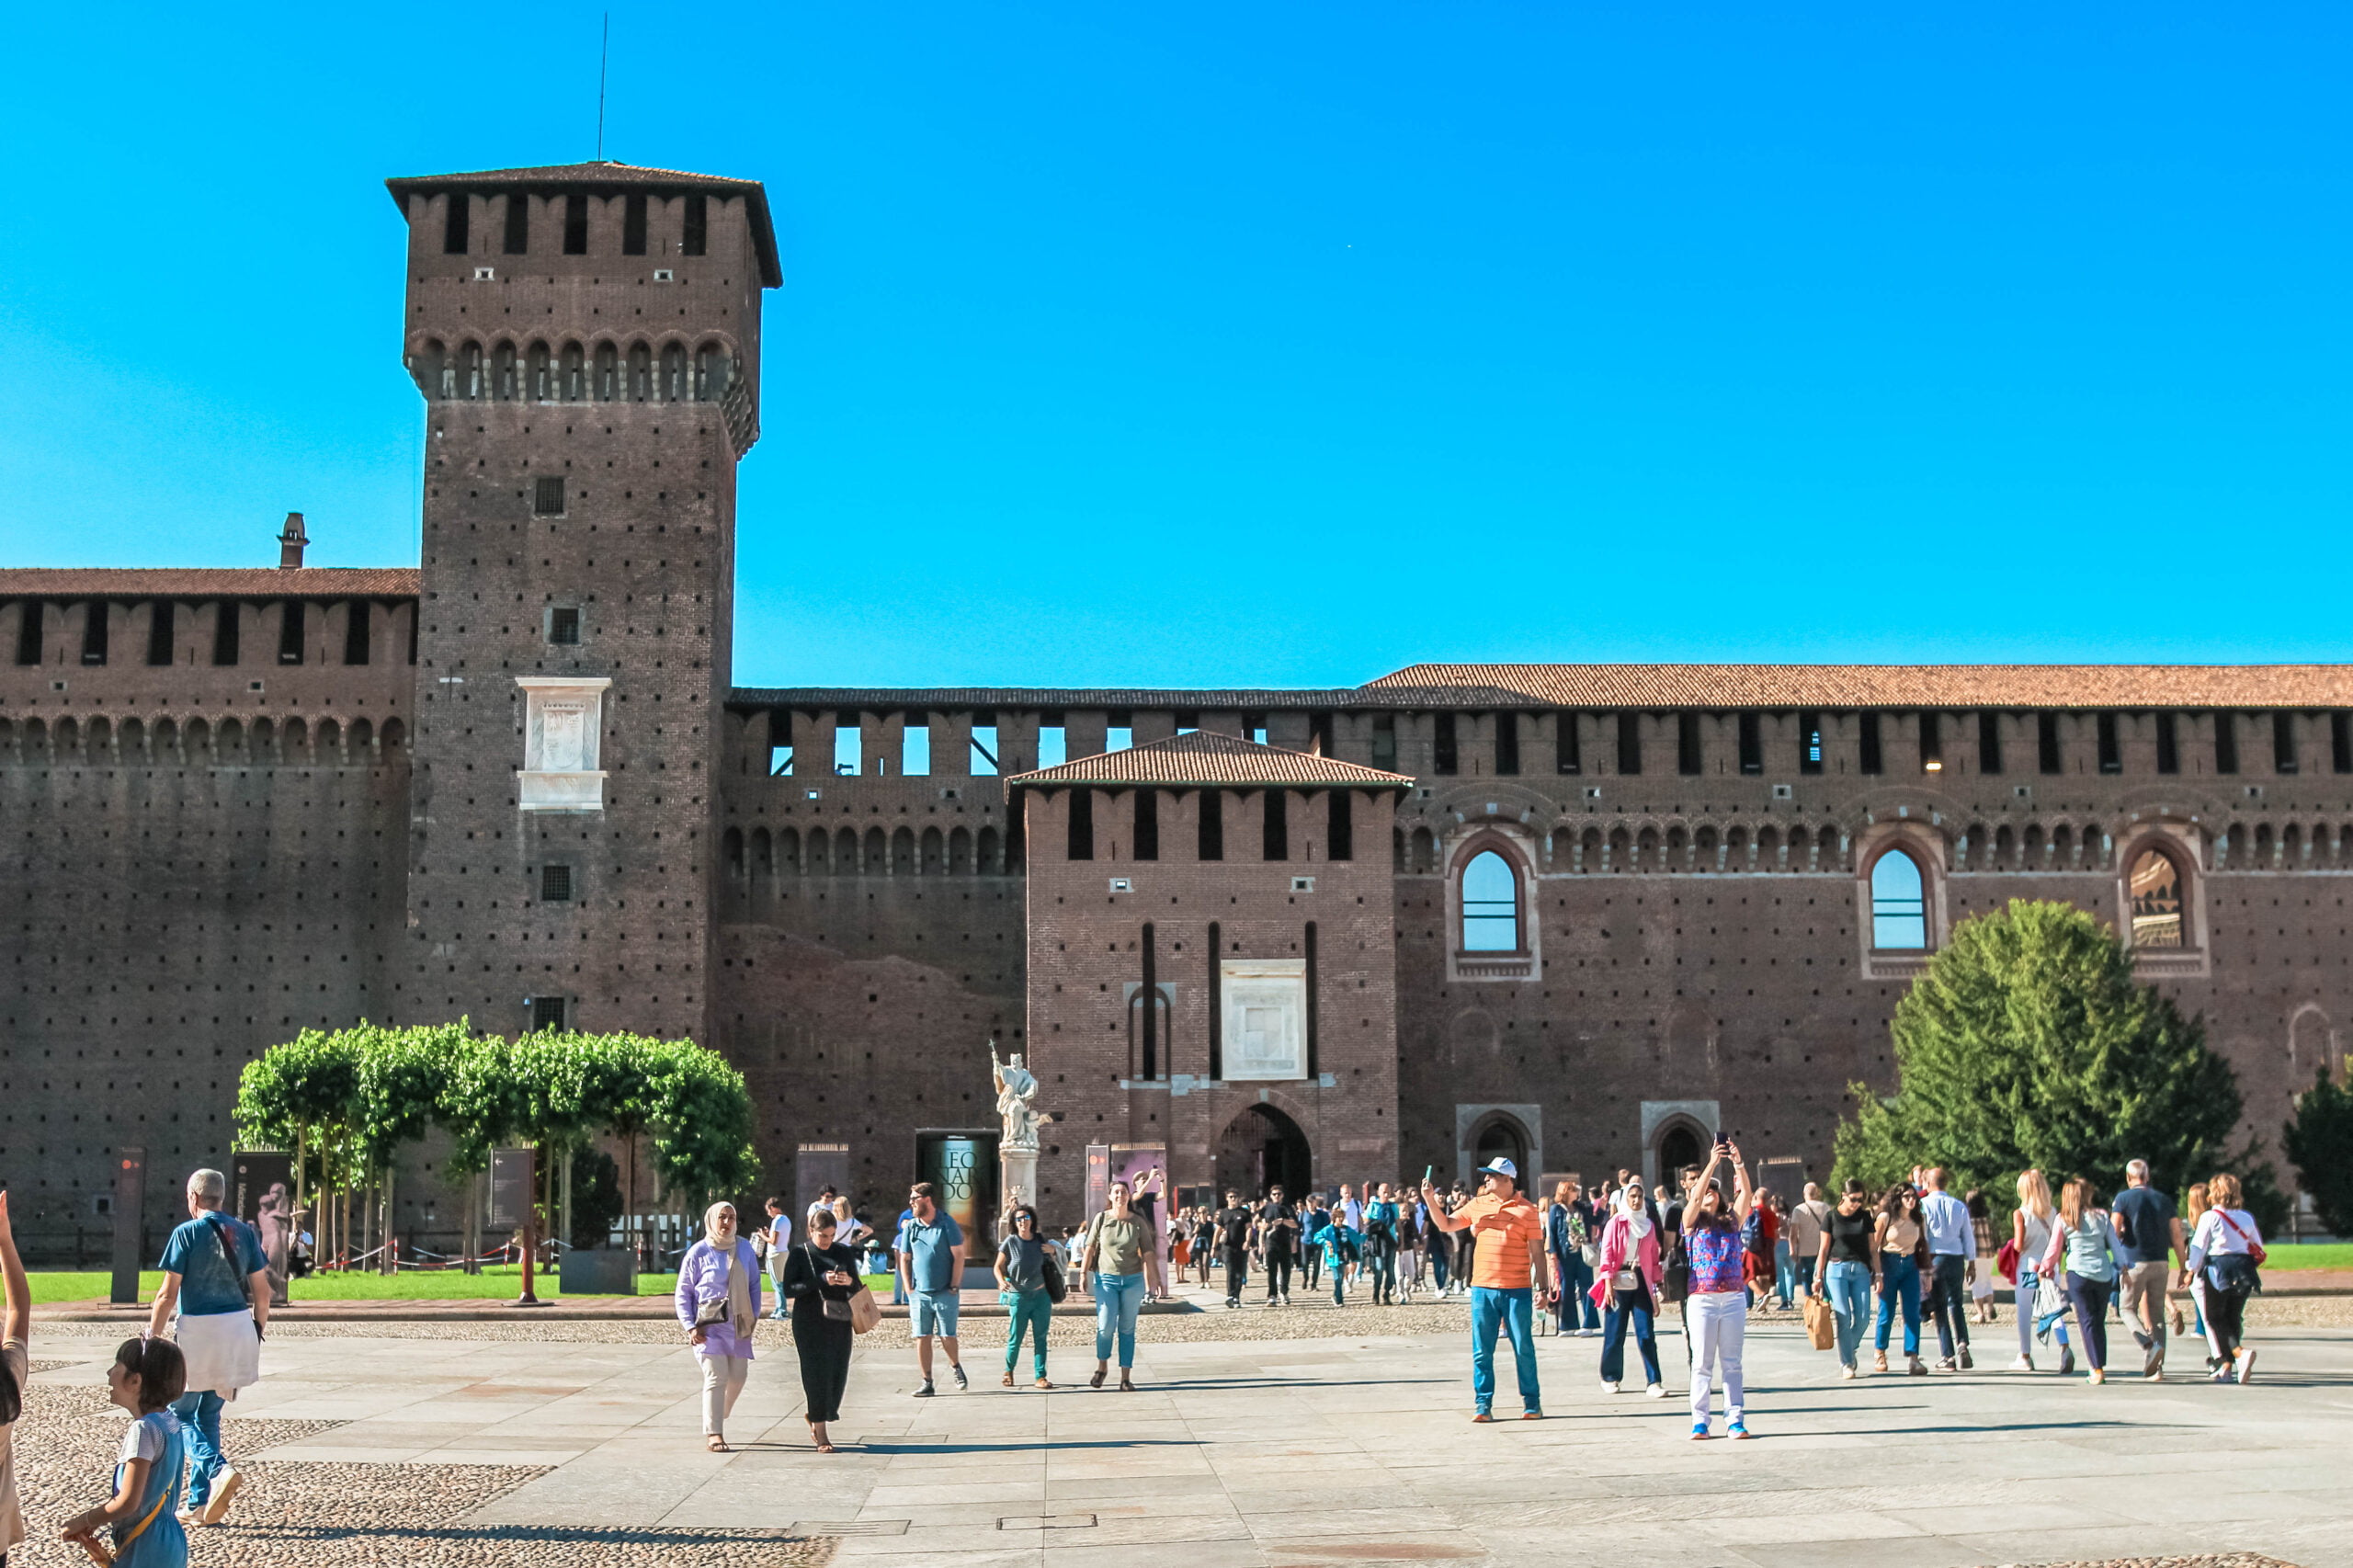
left=1461, top=850, right=1519, bottom=951
left=1870, top=848, right=1927, bottom=949
left=2129, top=849, right=2184, bottom=948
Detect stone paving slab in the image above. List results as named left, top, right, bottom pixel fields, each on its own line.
left=17, top=1317, right=2353, bottom=1566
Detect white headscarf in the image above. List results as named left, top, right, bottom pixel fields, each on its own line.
left=1618, top=1187, right=1654, bottom=1241
left=704, top=1202, right=756, bottom=1337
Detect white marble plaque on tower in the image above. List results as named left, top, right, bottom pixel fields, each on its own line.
left=1222, top=959, right=1305, bottom=1081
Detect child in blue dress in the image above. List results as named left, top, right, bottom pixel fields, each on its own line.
left=62, top=1337, right=189, bottom=1568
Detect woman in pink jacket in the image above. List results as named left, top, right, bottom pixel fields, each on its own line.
left=1589, top=1180, right=1667, bottom=1397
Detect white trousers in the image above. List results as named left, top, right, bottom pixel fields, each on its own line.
left=1687, top=1290, right=1746, bottom=1426
left=699, top=1353, right=750, bottom=1437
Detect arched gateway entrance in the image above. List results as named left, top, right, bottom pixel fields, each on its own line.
left=1214, top=1104, right=1311, bottom=1199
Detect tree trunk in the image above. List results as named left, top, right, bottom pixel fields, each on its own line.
left=381, top=1164, right=398, bottom=1276
left=625, top=1130, right=640, bottom=1270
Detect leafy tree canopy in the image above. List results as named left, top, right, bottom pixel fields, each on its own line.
left=2284, top=1061, right=2353, bottom=1238
left=1835, top=899, right=2283, bottom=1229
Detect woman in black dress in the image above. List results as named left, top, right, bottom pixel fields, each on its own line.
left=781, top=1209, right=861, bottom=1452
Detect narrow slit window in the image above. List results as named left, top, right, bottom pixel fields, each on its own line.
left=2213, top=712, right=2238, bottom=775
left=833, top=715, right=861, bottom=776
left=1068, top=788, right=1095, bottom=860
left=1677, top=712, right=1702, bottom=775
left=277, top=601, right=304, bottom=665
left=2332, top=713, right=2352, bottom=775
left=768, top=710, right=793, bottom=777
left=1198, top=789, right=1224, bottom=861
left=2273, top=711, right=2299, bottom=775
left=563, top=192, right=588, bottom=255
left=1555, top=711, right=1581, bottom=775
left=1977, top=711, right=2003, bottom=775
left=1038, top=718, right=1066, bottom=768
left=1309, top=711, right=1334, bottom=755
left=1432, top=712, right=1460, bottom=775
left=901, top=712, right=930, bottom=777
left=343, top=600, right=369, bottom=665
left=969, top=714, right=999, bottom=777
left=1262, top=790, right=1289, bottom=860
left=146, top=601, right=175, bottom=667
left=211, top=603, right=238, bottom=666
left=1134, top=790, right=1159, bottom=860
left=1799, top=710, right=1824, bottom=775
left=2097, top=711, right=2121, bottom=774
left=1859, top=713, right=1882, bottom=775
left=1870, top=850, right=1927, bottom=949
left=1920, top=711, right=1942, bottom=773
left=1327, top=790, right=1353, bottom=861
left=1106, top=710, right=1132, bottom=753
left=1495, top=712, right=1519, bottom=776
left=79, top=600, right=108, bottom=665
left=14, top=601, right=42, bottom=665
left=622, top=194, right=648, bottom=256
left=1370, top=715, right=1397, bottom=771
left=2038, top=712, right=2063, bottom=774
left=442, top=194, right=471, bottom=255
left=682, top=193, right=708, bottom=256
left=1461, top=850, right=1518, bottom=952
left=1617, top=712, right=1642, bottom=775
left=1738, top=713, right=1761, bottom=775
left=503, top=192, right=529, bottom=255
left=2155, top=711, right=2179, bottom=774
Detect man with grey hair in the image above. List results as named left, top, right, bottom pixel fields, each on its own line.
left=2112, top=1158, right=2187, bottom=1380
left=1786, top=1182, right=1833, bottom=1301
left=146, top=1167, right=271, bottom=1524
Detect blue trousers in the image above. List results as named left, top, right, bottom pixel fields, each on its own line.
left=1093, top=1269, right=1146, bottom=1368
left=1470, top=1286, right=1541, bottom=1415
left=1600, top=1287, right=1660, bottom=1384
left=1876, top=1253, right=1923, bottom=1355
left=169, top=1390, right=228, bottom=1506
left=1005, top=1287, right=1051, bottom=1379
left=1553, top=1253, right=1599, bottom=1330
left=1825, top=1259, right=1872, bottom=1368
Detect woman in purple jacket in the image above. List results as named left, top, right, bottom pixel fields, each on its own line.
left=1589, top=1181, right=1667, bottom=1398
left=676, top=1201, right=762, bottom=1451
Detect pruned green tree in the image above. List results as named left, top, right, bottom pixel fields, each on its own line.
left=2284, top=1060, right=2353, bottom=1238
left=1834, top=898, right=2284, bottom=1229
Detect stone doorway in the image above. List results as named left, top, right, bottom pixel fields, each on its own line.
left=1214, top=1104, right=1311, bottom=1200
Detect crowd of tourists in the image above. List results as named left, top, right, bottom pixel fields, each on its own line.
left=0, top=1149, right=2290, bottom=1568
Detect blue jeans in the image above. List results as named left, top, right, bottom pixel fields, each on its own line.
left=1093, top=1270, right=1146, bottom=1368
left=1554, top=1254, right=1599, bottom=1330
left=1470, top=1285, right=1541, bottom=1415
left=1876, top=1254, right=1922, bottom=1355
left=1773, top=1241, right=1796, bottom=1310
left=1600, top=1286, right=1659, bottom=1385
left=1824, top=1260, right=1872, bottom=1368
left=1005, top=1287, right=1051, bottom=1379
left=169, top=1390, right=227, bottom=1506
left=770, top=1269, right=789, bottom=1318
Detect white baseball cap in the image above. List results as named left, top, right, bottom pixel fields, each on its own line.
left=1476, top=1156, right=1518, bottom=1182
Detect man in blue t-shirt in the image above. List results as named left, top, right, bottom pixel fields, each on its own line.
left=897, top=1182, right=966, bottom=1396
left=145, top=1167, right=271, bottom=1522
left=2112, top=1159, right=2187, bottom=1380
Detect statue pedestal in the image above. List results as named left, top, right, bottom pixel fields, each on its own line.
left=1000, top=1145, right=1039, bottom=1220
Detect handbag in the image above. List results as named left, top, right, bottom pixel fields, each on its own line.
left=1995, top=1237, right=2020, bottom=1285
left=1042, top=1254, right=1068, bottom=1304
left=1660, top=1231, right=1690, bottom=1304
left=2217, top=1210, right=2268, bottom=1267
left=847, top=1283, right=882, bottom=1335
left=805, top=1244, right=855, bottom=1321
left=1802, top=1292, right=1836, bottom=1350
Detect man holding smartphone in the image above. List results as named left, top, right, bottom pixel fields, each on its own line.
left=1422, top=1157, right=1555, bottom=1422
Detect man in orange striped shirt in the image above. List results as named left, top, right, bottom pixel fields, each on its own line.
left=1422, top=1157, right=1556, bottom=1421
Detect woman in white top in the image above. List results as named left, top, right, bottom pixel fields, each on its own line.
left=2008, top=1168, right=2074, bottom=1375
left=2185, top=1171, right=2264, bottom=1384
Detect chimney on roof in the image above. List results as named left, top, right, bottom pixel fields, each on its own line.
left=277, top=512, right=308, bottom=570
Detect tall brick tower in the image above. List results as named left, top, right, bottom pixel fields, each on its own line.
left=385, top=163, right=781, bottom=1043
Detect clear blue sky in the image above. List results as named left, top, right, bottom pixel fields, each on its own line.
left=2, top=4, right=2346, bottom=687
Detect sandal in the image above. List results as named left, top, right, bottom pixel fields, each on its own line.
left=1089, top=1366, right=1107, bottom=1389
left=707, top=1435, right=730, bottom=1453
left=1001, top=1372, right=1016, bottom=1388
left=1119, top=1373, right=1136, bottom=1392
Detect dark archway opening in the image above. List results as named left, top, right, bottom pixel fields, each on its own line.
left=1657, top=1123, right=1704, bottom=1186
left=1214, top=1104, right=1311, bottom=1200
left=1472, top=1116, right=1528, bottom=1181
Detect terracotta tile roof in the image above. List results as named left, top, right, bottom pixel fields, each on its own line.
left=732, top=686, right=1361, bottom=710
left=1366, top=664, right=2353, bottom=710
left=0, top=568, right=419, bottom=597
left=1008, top=731, right=1412, bottom=789
left=384, top=162, right=783, bottom=288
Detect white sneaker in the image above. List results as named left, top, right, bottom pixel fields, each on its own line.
left=1645, top=1382, right=1667, bottom=1399
left=2009, top=1355, right=2034, bottom=1372
left=2235, top=1349, right=2256, bottom=1385
left=1601, top=1380, right=1620, bottom=1393
left=1839, top=1363, right=1858, bottom=1380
